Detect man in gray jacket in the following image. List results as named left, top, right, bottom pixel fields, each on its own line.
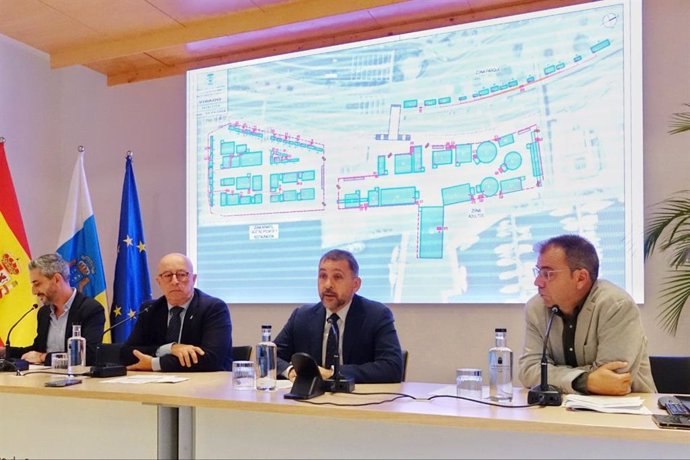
left=518, top=234, right=656, bottom=395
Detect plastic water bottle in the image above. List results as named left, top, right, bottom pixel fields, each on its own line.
left=256, top=324, right=277, bottom=391
left=489, top=327, right=513, bottom=401
left=67, top=324, right=87, bottom=376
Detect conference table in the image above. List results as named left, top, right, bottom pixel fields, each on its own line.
left=0, top=370, right=687, bottom=459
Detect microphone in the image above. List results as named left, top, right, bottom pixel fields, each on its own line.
left=102, top=301, right=153, bottom=337
left=90, top=301, right=153, bottom=378
left=284, top=352, right=326, bottom=400
left=324, top=316, right=354, bottom=393
left=527, top=305, right=563, bottom=406
left=0, top=303, right=38, bottom=372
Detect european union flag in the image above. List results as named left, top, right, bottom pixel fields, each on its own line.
left=110, top=153, right=152, bottom=343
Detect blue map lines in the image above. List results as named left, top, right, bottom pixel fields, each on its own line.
left=189, top=1, right=640, bottom=304
left=206, top=122, right=325, bottom=217
left=336, top=100, right=543, bottom=260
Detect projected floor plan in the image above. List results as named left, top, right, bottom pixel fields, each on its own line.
left=190, top=0, right=642, bottom=304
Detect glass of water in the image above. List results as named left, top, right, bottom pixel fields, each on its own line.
left=456, top=368, right=483, bottom=400
left=232, top=360, right=256, bottom=390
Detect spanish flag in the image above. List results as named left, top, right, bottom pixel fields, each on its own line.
left=0, top=140, right=36, bottom=346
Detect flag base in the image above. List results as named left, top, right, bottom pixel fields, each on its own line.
left=89, top=364, right=127, bottom=378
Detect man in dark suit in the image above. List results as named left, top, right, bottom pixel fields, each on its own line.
left=0, top=253, right=105, bottom=365
left=120, top=252, right=232, bottom=372
left=275, top=249, right=403, bottom=383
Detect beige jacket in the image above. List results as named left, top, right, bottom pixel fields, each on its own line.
left=518, top=280, right=656, bottom=394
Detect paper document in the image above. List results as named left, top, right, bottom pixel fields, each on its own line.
left=430, top=385, right=458, bottom=396
left=101, top=375, right=188, bottom=384
left=564, top=395, right=651, bottom=415
left=276, top=380, right=294, bottom=390
left=28, top=365, right=50, bottom=371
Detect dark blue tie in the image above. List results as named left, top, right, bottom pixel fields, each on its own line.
left=166, top=306, right=183, bottom=343
left=324, top=313, right=339, bottom=369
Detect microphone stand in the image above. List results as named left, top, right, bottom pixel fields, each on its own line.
left=527, top=305, right=563, bottom=406
left=0, top=304, right=38, bottom=373
left=90, top=303, right=152, bottom=378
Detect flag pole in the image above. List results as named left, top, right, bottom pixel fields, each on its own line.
left=56, top=144, right=111, bottom=343
left=110, top=150, right=152, bottom=343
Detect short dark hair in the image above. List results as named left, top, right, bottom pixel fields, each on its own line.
left=28, top=253, right=70, bottom=281
left=319, top=249, right=359, bottom=276
left=535, top=234, right=599, bottom=282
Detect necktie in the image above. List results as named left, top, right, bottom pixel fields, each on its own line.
left=166, top=306, right=183, bottom=343
left=324, top=313, right=339, bottom=369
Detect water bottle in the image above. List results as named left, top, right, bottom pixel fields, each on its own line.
left=67, top=324, right=87, bottom=376
left=488, top=327, right=513, bottom=401
left=256, top=324, right=277, bottom=391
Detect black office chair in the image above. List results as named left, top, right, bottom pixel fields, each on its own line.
left=649, top=355, right=690, bottom=394
left=401, top=349, right=409, bottom=382
left=232, top=345, right=253, bottom=362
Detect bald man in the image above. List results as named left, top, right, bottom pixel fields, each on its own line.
left=120, top=253, right=233, bottom=372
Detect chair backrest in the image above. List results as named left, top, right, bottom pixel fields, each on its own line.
left=232, top=345, right=253, bottom=362
left=649, top=355, right=690, bottom=394
left=401, top=349, right=409, bottom=382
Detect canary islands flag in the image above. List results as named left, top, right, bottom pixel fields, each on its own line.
left=0, top=140, right=36, bottom=346
left=110, top=153, right=152, bottom=343
left=56, top=150, right=110, bottom=340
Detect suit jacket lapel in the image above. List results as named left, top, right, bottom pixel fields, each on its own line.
left=36, top=307, right=51, bottom=349
left=310, top=303, right=326, bottom=364
left=179, top=289, right=199, bottom=342
left=574, top=288, right=596, bottom=364
left=342, top=295, right=363, bottom=362
left=64, top=290, right=82, bottom=343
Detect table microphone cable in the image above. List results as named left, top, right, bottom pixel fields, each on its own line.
left=296, top=390, right=541, bottom=408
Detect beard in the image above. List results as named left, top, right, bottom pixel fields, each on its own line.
left=320, top=291, right=347, bottom=311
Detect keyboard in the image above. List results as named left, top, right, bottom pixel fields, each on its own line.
left=653, top=414, right=690, bottom=430
left=658, top=396, right=690, bottom=415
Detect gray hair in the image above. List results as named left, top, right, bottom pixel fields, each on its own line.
left=28, top=253, right=70, bottom=281
left=534, top=234, right=599, bottom=282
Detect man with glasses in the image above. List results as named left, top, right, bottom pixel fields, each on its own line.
left=518, top=234, right=656, bottom=395
left=120, top=253, right=232, bottom=371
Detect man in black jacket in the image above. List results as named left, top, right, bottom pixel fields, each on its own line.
left=120, top=253, right=232, bottom=372
left=0, top=253, right=105, bottom=365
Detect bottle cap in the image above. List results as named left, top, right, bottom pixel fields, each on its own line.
left=261, top=324, right=272, bottom=329
left=495, top=327, right=507, bottom=332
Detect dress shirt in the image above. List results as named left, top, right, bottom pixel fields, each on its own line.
left=46, top=288, right=77, bottom=353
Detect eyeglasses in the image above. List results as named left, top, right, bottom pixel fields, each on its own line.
left=532, top=266, right=570, bottom=281
left=158, top=271, right=190, bottom=282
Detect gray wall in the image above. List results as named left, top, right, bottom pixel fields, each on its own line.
left=1, top=0, right=688, bottom=384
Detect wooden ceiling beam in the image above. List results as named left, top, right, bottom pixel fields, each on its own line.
left=105, top=0, right=591, bottom=86
left=50, top=0, right=411, bottom=69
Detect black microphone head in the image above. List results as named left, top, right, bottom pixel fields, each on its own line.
left=550, top=305, right=560, bottom=314
left=138, top=300, right=155, bottom=314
